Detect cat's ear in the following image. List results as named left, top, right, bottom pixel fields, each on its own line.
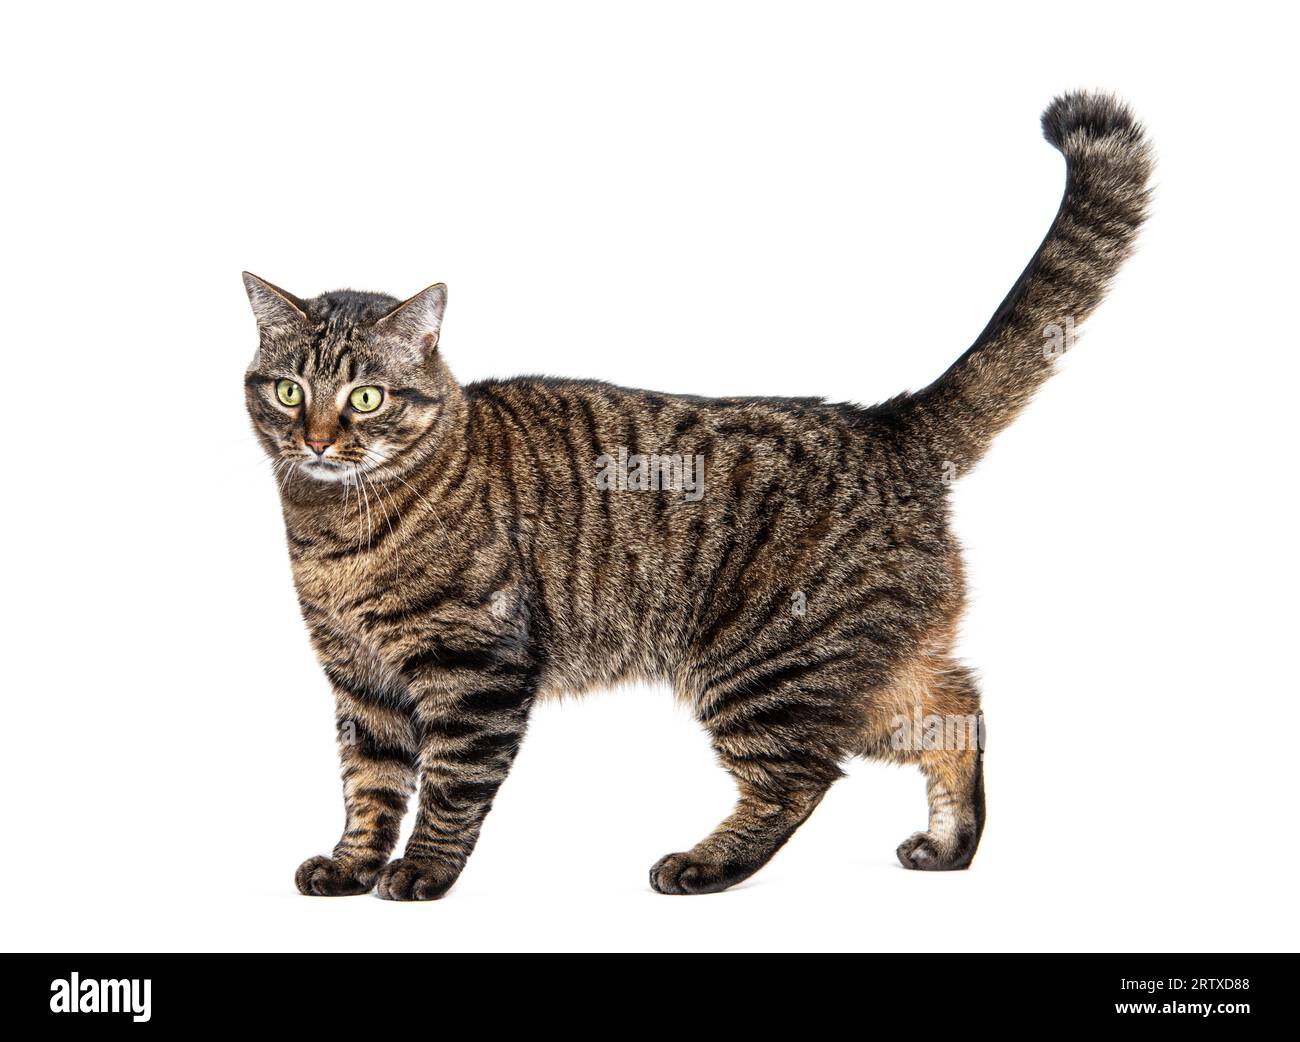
left=242, top=272, right=309, bottom=330
left=375, top=283, right=447, bottom=357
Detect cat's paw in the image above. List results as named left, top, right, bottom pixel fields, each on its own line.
left=896, top=831, right=975, bottom=871
left=375, top=857, right=456, bottom=901
left=649, top=852, right=742, bottom=895
left=295, top=855, right=375, bottom=896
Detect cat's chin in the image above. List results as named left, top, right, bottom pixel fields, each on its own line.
left=294, top=459, right=350, bottom=483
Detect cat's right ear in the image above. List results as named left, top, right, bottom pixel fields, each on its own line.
left=242, top=272, right=309, bottom=331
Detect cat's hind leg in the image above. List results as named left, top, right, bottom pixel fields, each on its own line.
left=896, top=741, right=985, bottom=870
left=648, top=780, right=830, bottom=896
left=863, top=660, right=986, bottom=871
left=650, top=660, right=862, bottom=896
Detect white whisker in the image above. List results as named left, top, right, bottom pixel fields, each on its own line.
left=360, top=447, right=458, bottom=561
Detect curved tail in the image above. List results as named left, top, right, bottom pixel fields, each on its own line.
left=888, top=91, right=1153, bottom=474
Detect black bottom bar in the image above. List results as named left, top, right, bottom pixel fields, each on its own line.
left=1, top=953, right=1290, bottom=1030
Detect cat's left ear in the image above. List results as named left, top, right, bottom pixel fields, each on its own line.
left=375, top=283, right=447, bottom=358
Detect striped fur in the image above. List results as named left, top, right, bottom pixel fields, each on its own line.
left=246, top=92, right=1151, bottom=899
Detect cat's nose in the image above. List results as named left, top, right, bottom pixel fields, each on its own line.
left=305, top=438, right=335, bottom=456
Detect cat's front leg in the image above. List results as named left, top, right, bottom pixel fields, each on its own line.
left=375, top=646, right=537, bottom=901
left=296, top=645, right=418, bottom=896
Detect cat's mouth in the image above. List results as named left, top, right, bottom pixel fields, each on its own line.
left=277, top=447, right=385, bottom=483
left=287, top=455, right=351, bottom=483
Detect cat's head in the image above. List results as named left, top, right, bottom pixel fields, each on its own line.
left=242, top=274, right=458, bottom=484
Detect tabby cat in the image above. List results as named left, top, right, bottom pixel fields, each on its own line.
left=245, top=92, right=1151, bottom=899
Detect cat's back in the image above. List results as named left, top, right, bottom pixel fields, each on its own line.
left=465, top=375, right=915, bottom=474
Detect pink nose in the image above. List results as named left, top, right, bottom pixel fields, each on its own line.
left=305, top=438, right=334, bottom=456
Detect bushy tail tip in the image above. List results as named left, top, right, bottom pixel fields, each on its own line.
left=1041, top=90, right=1148, bottom=154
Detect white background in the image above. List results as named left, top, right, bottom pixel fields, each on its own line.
left=3, top=1, right=1296, bottom=953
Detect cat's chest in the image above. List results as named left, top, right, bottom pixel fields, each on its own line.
left=291, top=554, right=391, bottom=641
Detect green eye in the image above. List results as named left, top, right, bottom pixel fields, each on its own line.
left=275, top=379, right=303, bottom=407
left=350, top=386, right=383, bottom=412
